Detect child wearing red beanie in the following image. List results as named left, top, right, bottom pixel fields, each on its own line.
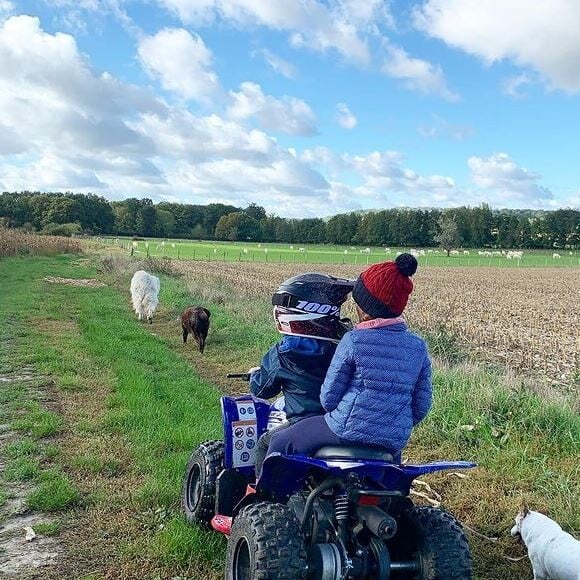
left=266, top=253, right=432, bottom=464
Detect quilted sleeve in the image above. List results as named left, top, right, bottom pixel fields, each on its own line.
left=320, top=333, right=355, bottom=412
left=249, top=345, right=283, bottom=400
left=412, top=351, right=432, bottom=425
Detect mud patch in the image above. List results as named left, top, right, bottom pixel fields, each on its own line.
left=0, top=372, right=62, bottom=577
left=0, top=514, right=60, bottom=577
left=43, top=277, right=105, bottom=288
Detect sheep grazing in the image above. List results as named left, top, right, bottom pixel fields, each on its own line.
left=181, top=306, right=211, bottom=353
left=553, top=253, right=561, bottom=259
left=130, top=270, right=160, bottom=324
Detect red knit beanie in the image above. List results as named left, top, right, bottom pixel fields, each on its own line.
left=352, top=253, right=418, bottom=318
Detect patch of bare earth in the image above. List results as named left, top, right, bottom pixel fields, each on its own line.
left=0, top=372, right=60, bottom=578
left=42, top=277, right=106, bottom=288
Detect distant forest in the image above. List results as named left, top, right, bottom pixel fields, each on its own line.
left=1, top=191, right=579, bottom=249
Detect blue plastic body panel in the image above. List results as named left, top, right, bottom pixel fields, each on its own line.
left=220, top=394, right=476, bottom=495
left=221, top=395, right=271, bottom=476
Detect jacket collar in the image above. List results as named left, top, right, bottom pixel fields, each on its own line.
left=355, top=317, right=406, bottom=330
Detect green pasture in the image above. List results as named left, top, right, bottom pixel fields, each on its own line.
left=97, top=237, right=580, bottom=268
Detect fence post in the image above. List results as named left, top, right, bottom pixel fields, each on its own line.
left=224, top=250, right=226, bottom=262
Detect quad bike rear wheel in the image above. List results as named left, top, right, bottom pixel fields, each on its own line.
left=393, top=506, right=472, bottom=579
left=181, top=440, right=224, bottom=527
left=226, top=502, right=307, bottom=579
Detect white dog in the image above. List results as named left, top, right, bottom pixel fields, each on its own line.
left=511, top=506, right=580, bottom=580
left=130, top=270, right=160, bottom=324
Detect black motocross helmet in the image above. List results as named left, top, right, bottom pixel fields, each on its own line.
left=272, top=273, right=355, bottom=343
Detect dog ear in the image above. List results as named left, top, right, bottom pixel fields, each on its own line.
left=521, top=502, right=530, bottom=517
left=203, top=308, right=211, bottom=317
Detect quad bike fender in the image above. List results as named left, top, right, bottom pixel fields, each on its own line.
left=258, top=453, right=475, bottom=500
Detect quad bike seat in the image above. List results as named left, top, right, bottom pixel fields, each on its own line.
left=314, top=445, right=394, bottom=462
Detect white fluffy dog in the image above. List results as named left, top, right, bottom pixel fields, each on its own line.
left=130, top=270, right=160, bottom=323
left=511, top=506, right=580, bottom=580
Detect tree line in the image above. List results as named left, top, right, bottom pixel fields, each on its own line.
left=1, top=191, right=579, bottom=249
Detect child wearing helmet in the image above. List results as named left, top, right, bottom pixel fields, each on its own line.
left=251, top=273, right=353, bottom=475
left=267, top=253, right=432, bottom=463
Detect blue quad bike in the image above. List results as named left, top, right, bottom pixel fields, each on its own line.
left=182, top=376, right=476, bottom=580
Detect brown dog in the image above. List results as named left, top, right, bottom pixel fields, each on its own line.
left=181, top=306, right=211, bottom=353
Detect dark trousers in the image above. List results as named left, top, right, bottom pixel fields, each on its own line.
left=267, top=415, right=344, bottom=458
left=255, top=421, right=292, bottom=476
left=267, top=414, right=402, bottom=464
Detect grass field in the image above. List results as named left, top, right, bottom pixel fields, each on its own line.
left=0, top=250, right=578, bottom=579
left=96, top=236, right=580, bottom=268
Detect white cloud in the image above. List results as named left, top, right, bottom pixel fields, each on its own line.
left=382, top=44, right=459, bottom=101
left=468, top=153, right=554, bottom=206
left=336, top=103, right=357, bottom=129
left=253, top=48, right=297, bottom=79
left=0, top=0, right=14, bottom=17
left=138, top=28, right=220, bottom=102
left=158, top=0, right=371, bottom=65
left=227, top=82, right=317, bottom=136
left=415, top=0, right=580, bottom=92
left=0, top=16, right=335, bottom=216
left=502, top=73, right=534, bottom=99
left=302, top=147, right=461, bottom=206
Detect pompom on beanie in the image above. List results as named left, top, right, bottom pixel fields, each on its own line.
left=352, top=253, right=418, bottom=318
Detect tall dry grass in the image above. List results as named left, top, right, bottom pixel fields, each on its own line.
left=0, top=228, right=81, bottom=257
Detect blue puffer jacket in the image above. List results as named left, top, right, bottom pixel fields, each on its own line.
left=250, top=336, right=337, bottom=421
left=321, top=323, right=432, bottom=451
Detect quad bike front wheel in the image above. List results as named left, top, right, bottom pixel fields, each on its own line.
left=393, top=506, right=472, bottom=579
left=181, top=440, right=224, bottom=527
left=226, top=502, right=307, bottom=580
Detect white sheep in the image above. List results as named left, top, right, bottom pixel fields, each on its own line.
left=384, top=248, right=391, bottom=254
left=463, top=250, right=470, bottom=255
left=243, top=248, right=248, bottom=254
left=450, top=250, right=460, bottom=255
left=552, top=253, right=561, bottom=259
left=298, top=247, right=305, bottom=253
left=344, top=249, right=348, bottom=255
left=130, top=270, right=160, bottom=324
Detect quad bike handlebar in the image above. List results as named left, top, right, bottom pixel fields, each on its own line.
left=226, top=373, right=251, bottom=381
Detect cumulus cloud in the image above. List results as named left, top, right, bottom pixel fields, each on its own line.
left=0, top=16, right=335, bottom=215
left=382, top=44, right=459, bottom=101
left=468, top=153, right=554, bottom=206
left=336, top=103, right=357, bottom=129
left=302, top=147, right=461, bottom=206
left=253, top=48, right=297, bottom=79
left=157, top=0, right=371, bottom=65
left=415, top=0, right=580, bottom=92
left=227, top=82, right=318, bottom=136
left=138, top=28, right=220, bottom=102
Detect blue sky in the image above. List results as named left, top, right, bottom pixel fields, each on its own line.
left=0, top=0, right=579, bottom=217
